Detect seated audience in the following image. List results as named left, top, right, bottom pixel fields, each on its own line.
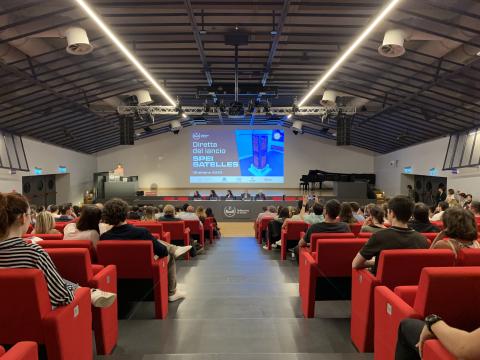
left=352, top=196, right=429, bottom=274
left=463, top=193, right=473, bottom=209
left=430, top=201, right=449, bottom=221
left=72, top=205, right=81, bottom=218
left=470, top=201, right=480, bottom=224
left=127, top=206, right=141, bottom=220
left=205, top=207, right=220, bottom=238
left=435, top=184, right=447, bottom=205
left=360, top=206, right=387, bottom=233
left=382, top=203, right=391, bottom=225
left=396, top=318, right=480, bottom=360
left=350, top=202, right=366, bottom=222
left=257, top=206, right=276, bottom=223
left=430, top=207, right=479, bottom=256
left=49, top=204, right=59, bottom=218
left=266, top=207, right=291, bottom=250
left=56, top=204, right=74, bottom=222
left=158, top=205, right=180, bottom=221
left=178, top=205, right=200, bottom=220
left=32, top=211, right=61, bottom=235
left=339, top=202, right=357, bottom=224
left=294, top=195, right=324, bottom=225
left=225, top=190, right=235, bottom=200
left=100, top=198, right=191, bottom=301
left=142, top=206, right=156, bottom=221
left=64, top=205, right=102, bottom=246
left=0, top=193, right=115, bottom=308
left=196, top=206, right=206, bottom=223
left=408, top=203, right=441, bottom=233
left=208, top=190, right=219, bottom=200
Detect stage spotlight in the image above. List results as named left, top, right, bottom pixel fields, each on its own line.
left=147, top=111, right=155, bottom=123
left=170, top=120, right=182, bottom=134
left=263, top=101, right=271, bottom=115
left=202, top=101, right=211, bottom=115
left=247, top=99, right=256, bottom=113
left=228, top=101, right=244, bottom=116
left=292, top=120, right=303, bottom=135
left=218, top=100, right=226, bottom=113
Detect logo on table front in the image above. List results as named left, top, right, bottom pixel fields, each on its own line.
left=224, top=206, right=236, bottom=218
left=192, top=132, right=209, bottom=140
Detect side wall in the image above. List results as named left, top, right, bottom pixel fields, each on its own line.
left=375, top=136, right=480, bottom=198
left=96, top=126, right=375, bottom=190
left=0, top=137, right=97, bottom=204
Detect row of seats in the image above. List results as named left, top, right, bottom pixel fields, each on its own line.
left=0, top=342, right=37, bottom=360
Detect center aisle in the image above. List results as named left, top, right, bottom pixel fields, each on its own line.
left=99, top=237, right=372, bottom=359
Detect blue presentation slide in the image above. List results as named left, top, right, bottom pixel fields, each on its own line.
left=190, top=129, right=285, bottom=184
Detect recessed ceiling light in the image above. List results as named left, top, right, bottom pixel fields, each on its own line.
left=74, top=0, right=176, bottom=106
left=298, top=0, right=402, bottom=106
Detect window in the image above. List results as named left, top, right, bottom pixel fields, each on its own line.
left=0, top=130, right=29, bottom=171
left=443, top=129, right=480, bottom=170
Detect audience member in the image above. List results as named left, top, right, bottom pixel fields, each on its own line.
left=446, top=189, right=460, bottom=207
left=49, top=204, right=59, bottom=218
left=299, top=197, right=324, bottom=225
left=196, top=206, right=206, bottom=223
left=435, top=184, right=447, bottom=205
left=205, top=207, right=220, bottom=238
left=178, top=205, right=200, bottom=220
left=470, top=201, right=480, bottom=224
left=72, top=205, right=81, bottom=218
left=0, top=193, right=115, bottom=308
left=257, top=206, right=277, bottom=223
left=225, top=190, right=235, bottom=200
left=56, top=204, right=74, bottom=222
left=32, top=211, right=61, bottom=235
left=352, top=196, right=429, bottom=274
left=396, top=318, right=480, bottom=360
left=267, top=207, right=291, bottom=249
left=408, top=203, right=440, bottom=233
left=350, top=202, right=365, bottom=222
left=360, top=206, right=386, bottom=233
left=430, top=201, right=449, bottom=221
left=339, top=202, right=357, bottom=224
left=142, top=206, right=156, bottom=221
left=100, top=198, right=191, bottom=302
left=127, top=206, right=141, bottom=220
left=158, top=205, right=180, bottom=221
left=64, top=205, right=102, bottom=246
left=463, top=194, right=473, bottom=209
left=430, top=207, right=479, bottom=257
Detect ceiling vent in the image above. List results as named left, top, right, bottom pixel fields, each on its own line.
left=65, top=27, right=93, bottom=55
left=378, top=29, right=406, bottom=58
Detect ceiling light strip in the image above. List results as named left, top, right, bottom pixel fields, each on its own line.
left=298, top=0, right=402, bottom=107
left=74, top=0, right=177, bottom=107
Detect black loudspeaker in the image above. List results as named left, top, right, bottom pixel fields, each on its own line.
left=119, top=117, right=134, bottom=145
left=136, top=190, right=144, bottom=196
left=336, top=115, right=351, bottom=146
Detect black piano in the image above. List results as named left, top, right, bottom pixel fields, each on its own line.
left=300, top=170, right=375, bottom=190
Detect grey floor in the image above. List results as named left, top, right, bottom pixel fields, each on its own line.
left=97, top=237, right=372, bottom=360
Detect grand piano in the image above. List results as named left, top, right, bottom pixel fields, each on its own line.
left=300, top=170, right=376, bottom=190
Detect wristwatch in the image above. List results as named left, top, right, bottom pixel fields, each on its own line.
left=425, top=314, right=443, bottom=333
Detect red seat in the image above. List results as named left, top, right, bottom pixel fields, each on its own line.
left=45, top=248, right=118, bottom=355
left=0, top=269, right=92, bottom=360
left=457, top=248, right=480, bottom=266
left=36, top=240, right=97, bottom=263
left=184, top=220, right=205, bottom=247
left=374, top=267, right=480, bottom=360
left=159, top=221, right=190, bottom=259
left=351, top=249, right=456, bottom=352
left=299, top=238, right=367, bottom=318
left=0, top=342, right=38, bottom=360
left=54, top=222, right=69, bottom=233
left=430, top=221, right=444, bottom=230
left=349, top=223, right=363, bottom=236
left=133, top=222, right=171, bottom=243
left=256, top=217, right=274, bottom=244
left=23, top=234, right=63, bottom=240
left=177, top=196, right=189, bottom=201
left=163, top=196, right=175, bottom=201
left=309, top=233, right=355, bottom=253
left=96, top=241, right=168, bottom=319
left=281, top=221, right=309, bottom=260
left=423, top=340, right=456, bottom=360
left=357, top=232, right=373, bottom=239
left=203, top=217, right=217, bottom=243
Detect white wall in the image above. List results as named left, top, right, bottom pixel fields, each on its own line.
left=0, top=137, right=97, bottom=204
left=95, top=126, right=375, bottom=191
left=375, top=136, right=480, bottom=198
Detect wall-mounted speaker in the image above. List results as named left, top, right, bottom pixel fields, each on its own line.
left=119, top=117, right=134, bottom=145
left=336, top=115, right=351, bottom=146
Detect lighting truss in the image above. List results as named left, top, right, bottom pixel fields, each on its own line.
left=117, top=105, right=357, bottom=117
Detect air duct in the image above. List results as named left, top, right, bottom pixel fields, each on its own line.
left=65, top=27, right=93, bottom=55
left=321, top=90, right=337, bottom=107
left=133, top=90, right=154, bottom=105
left=378, top=29, right=406, bottom=58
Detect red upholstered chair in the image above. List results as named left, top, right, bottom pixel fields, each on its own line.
left=0, top=269, right=92, bottom=360
left=430, top=221, right=444, bottom=230
left=23, top=234, right=63, bottom=240
left=203, top=217, right=217, bottom=243
left=423, top=340, right=456, bottom=360
left=163, top=196, right=175, bottom=201
left=374, top=267, right=480, bottom=360
left=351, top=249, right=456, bottom=352
left=0, top=342, right=38, bottom=360
left=134, top=222, right=171, bottom=243
left=36, top=240, right=97, bottom=263
left=45, top=248, right=118, bottom=355
left=357, top=232, right=373, bottom=239
left=349, top=223, right=363, bottom=236
left=27, top=224, right=33, bottom=234
left=159, top=221, right=191, bottom=259
left=280, top=221, right=309, bottom=260
left=96, top=241, right=169, bottom=319
left=457, top=248, right=480, bottom=266
left=54, top=222, right=69, bottom=233
left=309, top=233, right=355, bottom=253
left=256, top=217, right=274, bottom=244
left=184, top=220, right=205, bottom=247
left=422, top=233, right=439, bottom=242
left=177, top=196, right=189, bottom=201
left=299, top=238, right=367, bottom=318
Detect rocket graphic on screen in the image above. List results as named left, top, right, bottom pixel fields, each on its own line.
left=249, top=134, right=272, bottom=176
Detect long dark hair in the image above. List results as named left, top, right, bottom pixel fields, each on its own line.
left=0, top=192, right=29, bottom=239
left=205, top=207, right=214, bottom=217
left=77, top=205, right=102, bottom=233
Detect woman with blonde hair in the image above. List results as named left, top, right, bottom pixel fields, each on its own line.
left=196, top=206, right=206, bottom=223
left=142, top=206, right=156, bottom=221
left=32, top=211, right=61, bottom=234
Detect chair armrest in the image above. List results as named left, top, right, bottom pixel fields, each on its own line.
left=1, top=342, right=38, bottom=360
left=152, top=257, right=169, bottom=319
left=91, top=264, right=104, bottom=276
left=299, top=249, right=319, bottom=318
left=161, top=231, right=171, bottom=243
left=183, top=228, right=191, bottom=246
left=89, top=265, right=117, bottom=294
left=43, top=287, right=93, bottom=360
left=423, top=340, right=456, bottom=360
left=394, top=285, right=418, bottom=308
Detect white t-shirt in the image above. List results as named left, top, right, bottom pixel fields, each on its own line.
left=63, top=222, right=100, bottom=247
